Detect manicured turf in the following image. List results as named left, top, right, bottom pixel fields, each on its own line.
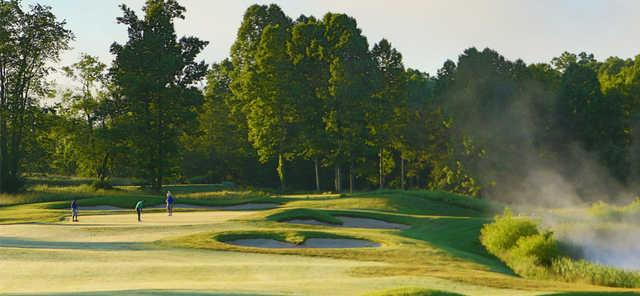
left=1, top=184, right=639, bottom=295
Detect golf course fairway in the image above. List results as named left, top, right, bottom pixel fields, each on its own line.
left=1, top=188, right=639, bottom=296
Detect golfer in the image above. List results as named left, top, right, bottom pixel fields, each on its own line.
left=135, top=200, right=144, bottom=222
left=166, top=191, right=174, bottom=216
left=71, top=199, right=79, bottom=222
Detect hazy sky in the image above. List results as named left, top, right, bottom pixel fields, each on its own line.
left=23, top=0, right=640, bottom=85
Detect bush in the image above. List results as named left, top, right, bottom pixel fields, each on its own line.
left=480, top=208, right=640, bottom=288
left=91, top=179, right=113, bottom=189
left=510, top=232, right=559, bottom=266
left=480, top=208, right=539, bottom=254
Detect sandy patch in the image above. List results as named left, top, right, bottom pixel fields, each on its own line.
left=335, top=216, right=410, bottom=230
left=226, top=238, right=379, bottom=248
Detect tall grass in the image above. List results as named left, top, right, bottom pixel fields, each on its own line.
left=480, top=209, right=640, bottom=288
left=589, top=199, right=640, bottom=222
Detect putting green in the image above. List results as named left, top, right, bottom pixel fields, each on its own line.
left=0, top=210, right=536, bottom=296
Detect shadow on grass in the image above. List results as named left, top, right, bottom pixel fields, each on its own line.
left=400, top=216, right=514, bottom=275
left=0, top=237, right=146, bottom=250
left=6, top=290, right=278, bottom=296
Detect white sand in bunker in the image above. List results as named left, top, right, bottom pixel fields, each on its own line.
left=285, top=215, right=409, bottom=230
left=66, top=210, right=255, bottom=226
left=226, top=238, right=380, bottom=248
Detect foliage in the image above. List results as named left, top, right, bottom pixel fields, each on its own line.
left=110, top=0, right=208, bottom=191
left=552, top=257, right=640, bottom=288
left=589, top=199, right=640, bottom=222
left=0, top=0, right=73, bottom=192
left=480, top=209, right=540, bottom=254
left=480, top=209, right=640, bottom=288
left=6, top=1, right=640, bottom=201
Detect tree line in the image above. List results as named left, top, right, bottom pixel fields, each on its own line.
left=3, top=0, right=640, bottom=201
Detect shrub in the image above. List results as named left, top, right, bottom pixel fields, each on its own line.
left=91, top=180, right=113, bottom=189
left=480, top=208, right=640, bottom=288
left=510, top=232, right=559, bottom=266
left=480, top=208, right=539, bottom=254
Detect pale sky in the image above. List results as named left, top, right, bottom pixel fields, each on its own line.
left=23, top=0, right=640, bottom=87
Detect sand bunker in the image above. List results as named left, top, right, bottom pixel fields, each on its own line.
left=284, top=216, right=409, bottom=230
left=226, top=238, right=379, bottom=248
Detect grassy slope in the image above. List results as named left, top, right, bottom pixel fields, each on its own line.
left=1, top=185, right=640, bottom=295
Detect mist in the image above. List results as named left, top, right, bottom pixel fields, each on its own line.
left=441, top=47, right=639, bottom=270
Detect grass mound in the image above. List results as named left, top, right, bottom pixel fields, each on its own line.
left=215, top=230, right=369, bottom=246
left=267, top=208, right=343, bottom=225
left=363, top=287, right=465, bottom=296
left=480, top=209, right=640, bottom=288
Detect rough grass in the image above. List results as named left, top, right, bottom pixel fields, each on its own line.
left=589, top=199, right=640, bottom=222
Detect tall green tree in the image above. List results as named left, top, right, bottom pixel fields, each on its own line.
left=110, top=0, right=208, bottom=191
left=0, top=0, right=72, bottom=192
left=245, top=24, right=300, bottom=191
left=185, top=59, right=265, bottom=184
left=61, top=54, right=119, bottom=186
left=288, top=16, right=328, bottom=191
left=370, top=38, right=407, bottom=189
left=229, top=4, right=290, bottom=108
left=322, top=13, right=375, bottom=192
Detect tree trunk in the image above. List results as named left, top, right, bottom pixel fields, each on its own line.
left=314, top=157, right=320, bottom=192
left=379, top=147, right=384, bottom=190
left=349, top=161, right=354, bottom=193
left=154, top=99, right=164, bottom=193
left=401, top=157, right=405, bottom=190
left=277, top=153, right=285, bottom=192
left=97, top=152, right=110, bottom=184
left=0, top=64, right=5, bottom=192
left=334, top=164, right=341, bottom=193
